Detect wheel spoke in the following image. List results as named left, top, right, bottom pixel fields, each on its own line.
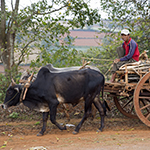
left=144, top=87, right=150, bottom=92
left=114, top=96, right=137, bottom=119
left=140, top=99, right=150, bottom=114
left=140, top=98, right=150, bottom=103
left=140, top=103, right=150, bottom=110
left=139, top=96, right=150, bottom=99
left=129, top=105, right=134, bottom=113
left=146, top=113, right=150, bottom=119
left=122, top=98, right=133, bottom=109
left=144, top=112, right=150, bottom=118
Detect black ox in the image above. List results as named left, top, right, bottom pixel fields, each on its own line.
left=2, top=65, right=106, bottom=136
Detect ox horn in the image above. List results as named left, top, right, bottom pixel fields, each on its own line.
left=11, top=78, right=16, bottom=87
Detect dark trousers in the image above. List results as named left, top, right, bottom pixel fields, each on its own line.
left=111, top=46, right=136, bottom=74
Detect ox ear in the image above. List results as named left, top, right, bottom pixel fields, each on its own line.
left=14, top=87, right=19, bottom=93
left=11, top=79, right=16, bottom=87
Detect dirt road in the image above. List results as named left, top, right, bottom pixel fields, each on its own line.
left=0, top=118, right=150, bottom=150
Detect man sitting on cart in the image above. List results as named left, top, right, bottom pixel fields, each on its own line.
left=110, top=29, right=140, bottom=83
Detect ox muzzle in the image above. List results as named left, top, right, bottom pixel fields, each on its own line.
left=1, top=104, right=7, bottom=109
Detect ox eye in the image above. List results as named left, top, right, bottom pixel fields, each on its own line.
left=7, top=90, right=13, bottom=95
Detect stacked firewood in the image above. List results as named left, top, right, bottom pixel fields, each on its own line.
left=119, top=51, right=150, bottom=74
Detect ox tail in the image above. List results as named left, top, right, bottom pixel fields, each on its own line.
left=103, top=100, right=110, bottom=111
left=101, top=80, right=110, bottom=116
left=101, top=81, right=104, bottom=102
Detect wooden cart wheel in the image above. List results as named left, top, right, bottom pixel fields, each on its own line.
left=114, top=95, right=138, bottom=119
left=134, top=72, right=150, bottom=127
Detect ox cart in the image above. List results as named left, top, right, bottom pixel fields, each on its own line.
left=104, top=58, right=150, bottom=127
left=15, top=56, right=150, bottom=129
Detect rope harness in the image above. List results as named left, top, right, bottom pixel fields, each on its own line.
left=5, top=83, right=31, bottom=106
left=5, top=72, right=34, bottom=106
left=4, top=92, right=19, bottom=105
left=20, top=85, right=26, bottom=102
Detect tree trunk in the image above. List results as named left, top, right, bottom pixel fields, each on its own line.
left=0, top=0, right=19, bottom=78
left=1, top=32, right=15, bottom=77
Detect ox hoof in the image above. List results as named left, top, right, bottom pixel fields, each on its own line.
left=63, top=126, right=67, bottom=130
left=97, top=128, right=103, bottom=133
left=72, top=131, right=78, bottom=135
left=37, top=133, right=43, bottom=136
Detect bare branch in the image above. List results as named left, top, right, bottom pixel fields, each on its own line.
left=18, top=4, right=68, bottom=27
left=17, top=39, right=36, bottom=65
left=131, top=0, right=137, bottom=3
left=15, top=0, right=20, bottom=13
left=7, top=17, right=12, bottom=32
left=143, top=0, right=148, bottom=4
left=11, top=0, right=13, bottom=10
left=7, top=0, right=20, bottom=34
left=38, top=4, right=68, bottom=15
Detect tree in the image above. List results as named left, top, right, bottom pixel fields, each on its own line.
left=0, top=0, right=101, bottom=78
left=81, top=0, right=149, bottom=76
left=99, top=0, right=150, bottom=59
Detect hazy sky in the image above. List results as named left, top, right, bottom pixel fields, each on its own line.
left=6, top=0, right=108, bottom=18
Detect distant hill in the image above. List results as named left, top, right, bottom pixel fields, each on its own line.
left=67, top=20, right=121, bottom=47
left=69, top=30, right=105, bottom=47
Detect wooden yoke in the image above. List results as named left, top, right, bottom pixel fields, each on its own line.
left=79, top=61, right=91, bottom=70
left=23, top=72, right=34, bottom=100
left=125, top=65, right=128, bottom=84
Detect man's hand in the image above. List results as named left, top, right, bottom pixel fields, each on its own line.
left=114, top=58, right=120, bottom=63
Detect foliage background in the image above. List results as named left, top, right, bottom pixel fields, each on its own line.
left=0, top=0, right=149, bottom=104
